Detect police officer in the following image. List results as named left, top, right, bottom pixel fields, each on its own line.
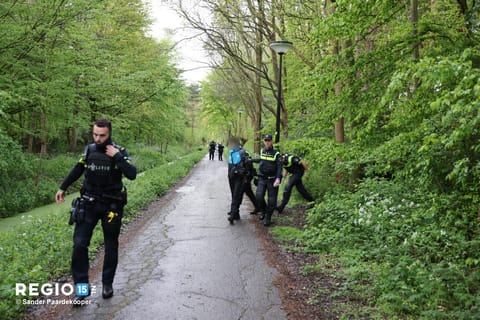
left=253, top=134, right=282, bottom=226
left=209, top=140, right=216, bottom=160
left=227, top=137, right=247, bottom=224
left=277, top=153, right=315, bottom=213
left=217, top=143, right=225, bottom=161
left=55, top=119, right=136, bottom=304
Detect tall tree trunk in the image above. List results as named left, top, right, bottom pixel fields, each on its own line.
left=333, top=40, right=344, bottom=144
left=328, top=0, right=344, bottom=145
left=39, top=109, right=47, bottom=155
left=411, top=0, right=420, bottom=90
left=253, top=0, right=264, bottom=154
left=334, top=84, right=344, bottom=144
left=329, top=0, right=345, bottom=183
left=27, top=111, right=37, bottom=153
left=27, top=135, right=34, bottom=153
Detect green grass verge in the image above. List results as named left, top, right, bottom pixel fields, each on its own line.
left=271, top=226, right=303, bottom=242
left=0, top=194, right=78, bottom=234
left=0, top=149, right=205, bottom=319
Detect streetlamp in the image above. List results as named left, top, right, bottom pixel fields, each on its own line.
left=228, top=121, right=233, bottom=139
left=237, top=108, right=244, bottom=136
left=270, top=40, right=293, bottom=143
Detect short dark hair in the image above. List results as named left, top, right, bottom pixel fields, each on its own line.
left=94, top=118, right=112, bottom=133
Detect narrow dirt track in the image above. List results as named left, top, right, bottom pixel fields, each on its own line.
left=57, top=155, right=286, bottom=320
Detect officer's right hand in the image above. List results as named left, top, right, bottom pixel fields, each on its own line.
left=274, top=179, right=281, bottom=188
left=55, top=190, right=65, bottom=204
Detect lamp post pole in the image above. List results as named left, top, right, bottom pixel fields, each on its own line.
left=270, top=40, right=293, bottom=144
left=237, top=108, right=244, bottom=137
left=275, top=52, right=284, bottom=144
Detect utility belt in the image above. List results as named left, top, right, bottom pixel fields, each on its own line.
left=69, top=188, right=127, bottom=225
left=258, top=174, right=277, bottom=180
left=81, top=187, right=127, bottom=205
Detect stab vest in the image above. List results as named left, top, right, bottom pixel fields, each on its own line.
left=283, top=155, right=304, bottom=174
left=259, top=148, right=280, bottom=176
left=81, top=144, right=123, bottom=194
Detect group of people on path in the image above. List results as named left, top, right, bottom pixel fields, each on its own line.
left=53, top=119, right=315, bottom=305
left=226, top=134, right=315, bottom=227
left=208, top=140, right=224, bottom=161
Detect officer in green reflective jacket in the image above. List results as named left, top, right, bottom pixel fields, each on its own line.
left=277, top=153, right=315, bottom=213
left=252, top=134, right=282, bottom=226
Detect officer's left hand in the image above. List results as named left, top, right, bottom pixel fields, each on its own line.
left=274, top=179, right=281, bottom=188
left=105, top=145, right=119, bottom=157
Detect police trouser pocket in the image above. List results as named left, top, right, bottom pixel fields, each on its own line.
left=69, top=196, right=95, bottom=225
left=70, top=198, right=85, bottom=225
left=102, top=202, right=123, bottom=225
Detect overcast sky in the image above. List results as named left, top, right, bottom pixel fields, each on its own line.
left=146, top=0, right=211, bottom=84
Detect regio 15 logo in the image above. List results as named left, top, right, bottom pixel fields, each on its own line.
left=16, top=283, right=96, bottom=297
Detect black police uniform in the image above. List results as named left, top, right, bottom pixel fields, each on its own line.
left=228, top=146, right=247, bottom=223
left=59, top=142, right=136, bottom=291
left=217, top=144, right=224, bottom=161
left=242, top=152, right=258, bottom=212
left=277, top=155, right=314, bottom=212
left=253, top=145, right=282, bottom=226
left=209, top=141, right=216, bottom=160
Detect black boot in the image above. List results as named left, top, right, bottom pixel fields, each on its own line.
left=102, top=284, right=114, bottom=299
left=72, top=295, right=87, bottom=307
left=259, top=212, right=265, bottom=220
left=263, top=213, right=272, bottom=227
left=228, top=214, right=234, bottom=224
left=276, top=205, right=285, bottom=214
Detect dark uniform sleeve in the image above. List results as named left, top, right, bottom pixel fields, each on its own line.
left=275, top=153, right=283, bottom=180
left=292, top=157, right=301, bottom=165
left=59, top=149, right=88, bottom=191
left=113, top=148, right=137, bottom=180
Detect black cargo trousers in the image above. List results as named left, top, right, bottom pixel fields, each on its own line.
left=229, top=174, right=245, bottom=219
left=72, top=197, right=123, bottom=286
left=279, top=172, right=314, bottom=210
left=255, top=177, right=278, bottom=219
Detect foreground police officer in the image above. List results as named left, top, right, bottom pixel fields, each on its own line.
left=253, top=134, right=282, bottom=226
left=55, top=119, right=136, bottom=304
left=227, top=137, right=247, bottom=224
left=277, top=153, right=315, bottom=213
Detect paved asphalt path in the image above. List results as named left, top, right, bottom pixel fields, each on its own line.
left=65, top=155, right=286, bottom=320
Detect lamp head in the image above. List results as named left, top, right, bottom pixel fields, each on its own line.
left=270, top=40, right=293, bottom=54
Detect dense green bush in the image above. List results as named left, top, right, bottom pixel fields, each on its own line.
left=0, top=149, right=205, bottom=319
left=283, top=54, right=480, bottom=317
left=281, top=138, right=343, bottom=199
left=305, top=179, right=480, bottom=319
left=0, top=145, right=191, bottom=217
left=0, top=132, right=34, bottom=216
left=280, top=51, right=480, bottom=319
